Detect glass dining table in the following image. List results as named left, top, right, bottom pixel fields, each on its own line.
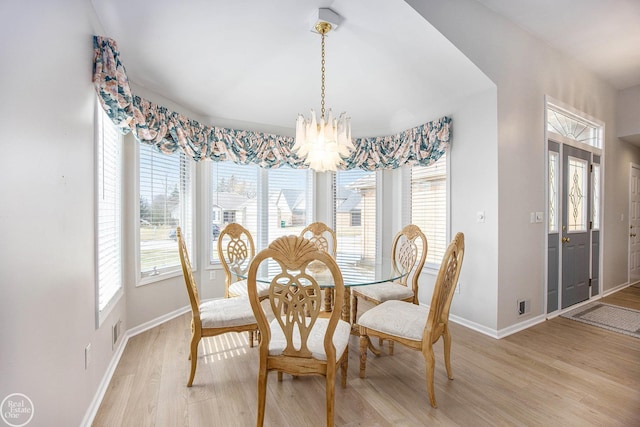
left=235, top=260, right=406, bottom=332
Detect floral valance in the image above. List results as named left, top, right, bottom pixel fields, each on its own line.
left=93, top=35, right=451, bottom=170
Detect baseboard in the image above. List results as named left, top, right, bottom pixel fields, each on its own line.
left=448, top=313, right=500, bottom=338
left=80, top=305, right=190, bottom=427
left=601, top=281, right=631, bottom=297
left=126, top=305, right=190, bottom=338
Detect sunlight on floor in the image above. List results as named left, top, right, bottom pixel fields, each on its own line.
left=201, top=333, right=249, bottom=363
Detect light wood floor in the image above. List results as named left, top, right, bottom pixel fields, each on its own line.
left=93, top=287, right=640, bottom=426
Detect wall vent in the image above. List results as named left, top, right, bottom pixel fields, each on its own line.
left=517, top=299, right=531, bottom=316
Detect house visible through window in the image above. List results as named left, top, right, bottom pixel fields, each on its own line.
left=138, top=144, right=194, bottom=281
left=335, top=169, right=377, bottom=282
left=350, top=211, right=361, bottom=227
left=210, top=162, right=312, bottom=264
left=411, top=153, right=447, bottom=266
left=96, top=105, right=123, bottom=323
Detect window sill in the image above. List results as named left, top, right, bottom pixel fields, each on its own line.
left=137, top=270, right=184, bottom=287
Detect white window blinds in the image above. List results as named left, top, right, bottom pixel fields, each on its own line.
left=210, top=162, right=259, bottom=263
left=139, top=144, right=194, bottom=279
left=209, top=162, right=312, bottom=263
left=96, top=106, right=123, bottom=315
left=335, top=169, right=377, bottom=282
left=411, top=154, right=447, bottom=266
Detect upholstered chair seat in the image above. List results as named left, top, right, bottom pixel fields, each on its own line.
left=229, top=279, right=270, bottom=299
left=353, top=282, right=415, bottom=303
left=358, top=300, right=427, bottom=341
left=268, top=317, right=351, bottom=360
left=198, top=297, right=256, bottom=329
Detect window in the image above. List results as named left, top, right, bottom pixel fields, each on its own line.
left=549, top=151, right=559, bottom=233
left=139, top=144, right=194, bottom=281
left=592, top=163, right=600, bottom=230
left=96, top=105, right=123, bottom=323
left=567, top=156, right=588, bottom=232
left=547, top=106, right=601, bottom=148
left=410, top=153, right=447, bottom=266
left=209, top=162, right=312, bottom=264
left=350, top=211, right=361, bottom=227
left=335, top=169, right=378, bottom=282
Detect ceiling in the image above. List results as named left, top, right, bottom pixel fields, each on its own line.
left=91, top=0, right=639, bottom=138
left=475, top=0, right=640, bottom=90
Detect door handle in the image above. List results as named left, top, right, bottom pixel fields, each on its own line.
left=562, top=237, right=571, bottom=243
left=631, top=233, right=637, bottom=237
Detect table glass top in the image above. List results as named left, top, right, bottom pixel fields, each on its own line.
left=235, top=260, right=406, bottom=287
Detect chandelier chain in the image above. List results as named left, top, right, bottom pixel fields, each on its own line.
left=320, top=31, right=326, bottom=120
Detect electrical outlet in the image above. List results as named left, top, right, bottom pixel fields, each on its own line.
left=85, top=343, right=91, bottom=369
left=476, top=211, right=485, bottom=223
left=535, top=212, right=543, bottom=223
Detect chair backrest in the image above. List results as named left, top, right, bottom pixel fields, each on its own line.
left=299, top=222, right=337, bottom=258
left=425, top=232, right=465, bottom=342
left=218, top=223, right=256, bottom=297
left=391, top=224, right=428, bottom=299
left=247, top=235, right=345, bottom=361
left=177, top=227, right=201, bottom=321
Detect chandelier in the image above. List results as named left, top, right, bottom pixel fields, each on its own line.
left=292, top=12, right=354, bottom=172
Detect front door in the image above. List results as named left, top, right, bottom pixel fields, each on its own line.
left=629, top=164, right=640, bottom=285
left=561, top=145, right=591, bottom=309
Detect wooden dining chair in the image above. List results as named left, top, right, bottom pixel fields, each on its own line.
left=351, top=224, right=427, bottom=352
left=218, top=223, right=261, bottom=298
left=299, top=221, right=338, bottom=311
left=247, top=235, right=350, bottom=427
left=177, top=227, right=258, bottom=387
left=358, top=232, right=465, bottom=408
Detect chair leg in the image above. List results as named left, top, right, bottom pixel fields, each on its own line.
left=187, top=335, right=200, bottom=387
left=249, top=330, right=254, bottom=347
left=277, top=371, right=283, bottom=382
left=388, top=340, right=394, bottom=355
left=340, top=350, right=348, bottom=388
left=257, top=365, right=268, bottom=427
left=359, top=334, right=369, bottom=378
left=325, top=368, right=336, bottom=427
left=423, top=345, right=437, bottom=408
left=443, top=327, right=453, bottom=380
left=351, top=294, right=358, bottom=325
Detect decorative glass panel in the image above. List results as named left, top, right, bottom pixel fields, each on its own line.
left=547, top=107, right=600, bottom=148
left=567, top=157, right=587, bottom=232
left=592, top=164, right=600, bottom=230
left=548, top=152, right=559, bottom=233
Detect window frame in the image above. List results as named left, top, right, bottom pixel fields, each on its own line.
left=94, top=102, right=124, bottom=327
left=135, top=143, right=196, bottom=286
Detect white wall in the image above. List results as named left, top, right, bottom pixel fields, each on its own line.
left=0, top=1, right=127, bottom=425
left=617, top=84, right=640, bottom=143
left=407, top=0, right=640, bottom=330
